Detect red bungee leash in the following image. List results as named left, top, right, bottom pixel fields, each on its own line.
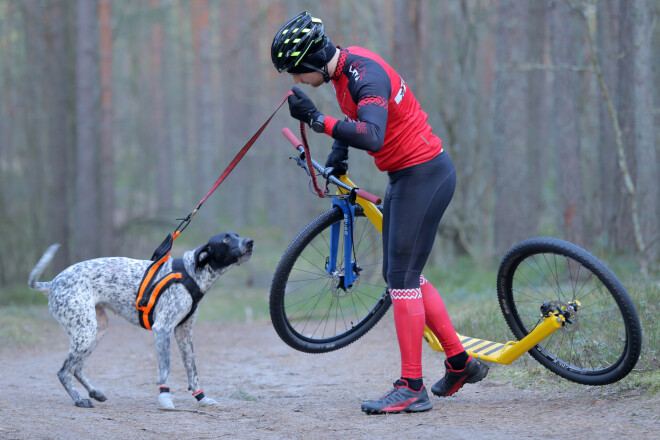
left=298, top=122, right=326, bottom=198
left=174, top=91, right=294, bottom=236
left=150, top=91, right=294, bottom=261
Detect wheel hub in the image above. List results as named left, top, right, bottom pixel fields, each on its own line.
left=541, top=300, right=580, bottom=333
left=329, top=269, right=354, bottom=298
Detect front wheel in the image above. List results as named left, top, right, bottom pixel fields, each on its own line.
left=497, top=237, right=642, bottom=385
left=270, top=206, right=390, bottom=353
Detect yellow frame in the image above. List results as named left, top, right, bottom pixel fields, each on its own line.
left=339, top=174, right=566, bottom=365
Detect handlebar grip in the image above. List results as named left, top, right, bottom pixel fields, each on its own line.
left=356, top=189, right=382, bottom=205
left=282, top=127, right=302, bottom=149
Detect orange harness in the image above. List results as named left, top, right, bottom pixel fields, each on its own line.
left=136, top=234, right=203, bottom=330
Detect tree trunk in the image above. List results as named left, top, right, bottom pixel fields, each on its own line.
left=596, top=0, right=620, bottom=250
left=550, top=1, right=586, bottom=246
left=46, top=0, right=75, bottom=270
left=493, top=0, right=535, bottom=255
left=74, top=0, right=100, bottom=261
left=191, top=0, right=216, bottom=230
left=630, top=0, right=658, bottom=261
left=525, top=1, right=548, bottom=242
left=151, top=0, right=173, bottom=216
left=98, top=0, right=115, bottom=256
left=392, top=0, right=422, bottom=92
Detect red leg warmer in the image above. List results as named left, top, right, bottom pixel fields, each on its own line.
left=420, top=276, right=465, bottom=358
left=390, top=287, right=426, bottom=379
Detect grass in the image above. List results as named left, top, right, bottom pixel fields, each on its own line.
left=0, top=283, right=48, bottom=307
left=424, top=257, right=513, bottom=344
left=0, top=305, right=58, bottom=347
left=437, top=259, right=660, bottom=396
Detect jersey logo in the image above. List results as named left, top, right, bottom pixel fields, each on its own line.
left=358, top=96, right=388, bottom=110
left=395, top=77, right=407, bottom=104
left=349, top=62, right=366, bottom=82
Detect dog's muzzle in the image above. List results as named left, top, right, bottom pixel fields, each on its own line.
left=239, top=238, right=254, bottom=262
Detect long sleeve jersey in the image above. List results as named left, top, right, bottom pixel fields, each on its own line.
left=321, top=47, right=443, bottom=172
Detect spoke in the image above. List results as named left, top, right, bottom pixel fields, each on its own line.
left=280, top=211, right=387, bottom=343
left=510, top=248, right=628, bottom=376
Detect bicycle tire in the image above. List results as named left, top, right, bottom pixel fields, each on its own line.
left=270, top=206, right=391, bottom=353
left=497, top=237, right=642, bottom=385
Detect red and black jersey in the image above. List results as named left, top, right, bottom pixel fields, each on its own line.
left=322, top=47, right=442, bottom=172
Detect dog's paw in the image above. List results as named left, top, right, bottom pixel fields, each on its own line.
left=197, top=396, right=220, bottom=407
left=89, top=390, right=107, bottom=402
left=75, top=398, right=94, bottom=408
left=158, top=392, right=175, bottom=410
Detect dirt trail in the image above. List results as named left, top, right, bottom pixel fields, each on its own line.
left=1, top=315, right=658, bottom=440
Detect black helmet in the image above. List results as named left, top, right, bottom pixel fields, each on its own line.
left=271, top=11, right=335, bottom=81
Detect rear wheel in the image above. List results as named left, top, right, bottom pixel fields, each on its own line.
left=270, top=206, right=390, bottom=353
left=497, top=237, right=642, bottom=385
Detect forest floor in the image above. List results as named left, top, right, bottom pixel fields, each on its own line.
left=1, top=310, right=659, bottom=440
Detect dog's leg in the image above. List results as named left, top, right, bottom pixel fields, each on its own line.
left=174, top=316, right=219, bottom=407
left=153, top=326, right=175, bottom=409
left=54, top=301, right=99, bottom=408
left=73, top=305, right=109, bottom=402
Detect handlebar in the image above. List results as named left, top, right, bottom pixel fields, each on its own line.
left=281, top=128, right=382, bottom=205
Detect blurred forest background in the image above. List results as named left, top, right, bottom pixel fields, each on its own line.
left=0, top=0, right=658, bottom=293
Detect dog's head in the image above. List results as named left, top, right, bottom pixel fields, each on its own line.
left=194, top=232, right=254, bottom=272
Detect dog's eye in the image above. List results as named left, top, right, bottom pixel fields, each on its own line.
left=223, top=237, right=230, bottom=243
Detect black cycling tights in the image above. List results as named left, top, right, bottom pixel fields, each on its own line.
left=382, top=152, right=456, bottom=289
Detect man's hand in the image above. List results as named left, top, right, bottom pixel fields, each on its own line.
left=324, top=143, right=349, bottom=176
left=288, top=86, right=321, bottom=126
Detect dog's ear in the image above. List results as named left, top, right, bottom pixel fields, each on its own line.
left=195, top=245, right=211, bottom=268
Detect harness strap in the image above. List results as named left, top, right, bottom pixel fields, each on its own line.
left=136, top=258, right=203, bottom=330
left=136, top=236, right=174, bottom=330
left=172, top=258, right=203, bottom=326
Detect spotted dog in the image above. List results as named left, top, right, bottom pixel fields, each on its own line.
left=28, top=233, right=253, bottom=409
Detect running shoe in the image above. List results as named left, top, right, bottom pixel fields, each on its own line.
left=431, top=356, right=489, bottom=397
left=361, top=379, right=433, bottom=415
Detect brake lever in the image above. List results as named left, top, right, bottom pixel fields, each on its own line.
left=289, top=154, right=311, bottom=177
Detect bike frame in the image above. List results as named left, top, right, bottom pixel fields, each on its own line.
left=283, top=128, right=568, bottom=366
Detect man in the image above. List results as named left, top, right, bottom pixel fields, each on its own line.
left=271, top=11, right=488, bottom=415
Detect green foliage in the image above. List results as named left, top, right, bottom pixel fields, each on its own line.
left=423, top=257, right=512, bottom=342
left=229, top=389, right=259, bottom=402
left=628, top=278, right=660, bottom=375
left=0, top=284, right=48, bottom=307
left=427, top=256, right=660, bottom=394
left=196, top=285, right=270, bottom=324
left=0, top=306, right=57, bottom=347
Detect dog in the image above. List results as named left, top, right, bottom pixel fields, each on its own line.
left=28, top=233, right=253, bottom=409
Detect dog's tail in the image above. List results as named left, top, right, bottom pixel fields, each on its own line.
left=27, top=244, right=60, bottom=296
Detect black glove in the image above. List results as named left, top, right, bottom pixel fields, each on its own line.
left=324, top=142, right=349, bottom=176
left=288, top=86, right=321, bottom=126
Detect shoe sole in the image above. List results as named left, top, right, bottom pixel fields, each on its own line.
left=362, top=402, right=433, bottom=415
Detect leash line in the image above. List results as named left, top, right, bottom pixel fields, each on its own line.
left=299, top=122, right=325, bottom=198
left=149, top=91, right=293, bottom=263
left=172, top=91, right=294, bottom=238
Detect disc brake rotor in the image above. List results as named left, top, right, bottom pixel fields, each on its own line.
left=549, top=300, right=580, bottom=333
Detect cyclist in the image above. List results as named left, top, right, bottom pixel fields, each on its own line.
left=271, top=11, right=488, bottom=414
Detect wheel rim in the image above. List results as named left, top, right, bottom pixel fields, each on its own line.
left=282, top=214, right=387, bottom=343
left=507, top=251, right=629, bottom=375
